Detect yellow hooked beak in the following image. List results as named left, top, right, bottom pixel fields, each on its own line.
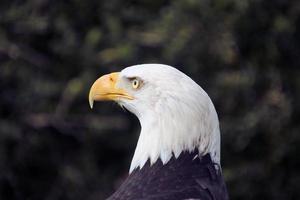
left=89, top=72, right=134, bottom=109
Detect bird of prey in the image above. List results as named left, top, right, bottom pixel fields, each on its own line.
left=89, top=64, right=229, bottom=200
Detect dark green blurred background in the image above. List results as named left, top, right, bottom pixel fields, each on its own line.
left=0, top=0, right=299, bottom=199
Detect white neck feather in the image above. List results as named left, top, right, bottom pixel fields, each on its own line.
left=129, top=87, right=220, bottom=173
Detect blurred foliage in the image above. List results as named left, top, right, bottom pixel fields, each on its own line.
left=0, top=0, right=299, bottom=199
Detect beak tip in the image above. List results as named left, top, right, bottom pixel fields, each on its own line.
left=89, top=98, right=94, bottom=109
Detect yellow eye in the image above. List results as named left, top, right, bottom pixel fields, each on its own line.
left=132, top=79, right=140, bottom=89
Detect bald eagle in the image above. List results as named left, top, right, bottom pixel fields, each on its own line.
left=89, top=64, right=229, bottom=200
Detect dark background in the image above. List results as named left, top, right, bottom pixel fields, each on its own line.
left=0, top=0, right=299, bottom=199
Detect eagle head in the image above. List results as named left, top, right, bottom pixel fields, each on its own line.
left=89, top=64, right=220, bottom=173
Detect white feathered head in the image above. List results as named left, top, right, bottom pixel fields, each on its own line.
left=89, top=64, right=220, bottom=173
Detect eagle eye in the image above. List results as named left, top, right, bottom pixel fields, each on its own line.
left=131, top=79, right=140, bottom=89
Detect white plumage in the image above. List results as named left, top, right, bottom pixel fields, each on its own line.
left=113, top=64, right=221, bottom=173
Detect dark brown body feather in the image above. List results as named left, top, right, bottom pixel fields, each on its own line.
left=107, top=150, right=229, bottom=200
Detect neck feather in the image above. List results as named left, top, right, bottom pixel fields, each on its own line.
left=129, top=95, right=220, bottom=173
